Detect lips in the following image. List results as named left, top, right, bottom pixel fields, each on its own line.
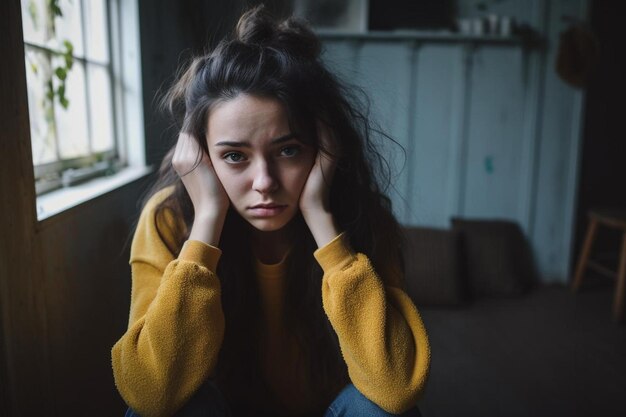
left=250, top=203, right=285, bottom=209
left=248, top=203, right=287, bottom=217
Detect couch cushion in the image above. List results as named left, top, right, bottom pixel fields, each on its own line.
left=451, top=218, right=536, bottom=298
left=401, top=226, right=469, bottom=307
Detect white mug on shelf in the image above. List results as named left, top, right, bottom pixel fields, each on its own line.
left=487, top=14, right=499, bottom=35
left=472, top=17, right=485, bottom=36
left=457, top=18, right=472, bottom=35
left=499, top=16, right=513, bottom=36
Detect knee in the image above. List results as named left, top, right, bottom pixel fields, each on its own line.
left=125, top=380, right=229, bottom=417
left=326, top=384, right=422, bottom=417
left=173, top=379, right=229, bottom=417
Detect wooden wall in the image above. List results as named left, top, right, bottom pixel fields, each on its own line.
left=0, top=2, right=50, bottom=415
left=1, top=1, right=148, bottom=415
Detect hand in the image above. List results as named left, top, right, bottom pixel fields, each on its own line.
left=172, top=132, right=229, bottom=222
left=299, top=122, right=341, bottom=247
left=299, top=122, right=339, bottom=217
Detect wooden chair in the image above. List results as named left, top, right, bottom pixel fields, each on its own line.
left=571, top=209, right=626, bottom=322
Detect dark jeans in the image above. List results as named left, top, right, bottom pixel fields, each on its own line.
left=124, top=381, right=423, bottom=417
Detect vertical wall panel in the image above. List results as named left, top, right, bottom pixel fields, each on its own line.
left=531, top=0, right=587, bottom=282
left=463, top=46, right=526, bottom=220
left=355, top=42, right=414, bottom=223
left=320, top=40, right=360, bottom=83
left=410, top=44, right=463, bottom=227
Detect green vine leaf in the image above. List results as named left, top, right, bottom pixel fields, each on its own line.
left=64, top=53, right=73, bottom=69
left=59, top=96, right=69, bottom=109
left=46, top=80, right=54, bottom=100
left=63, top=40, right=73, bottom=54
left=55, top=67, right=67, bottom=80
left=49, top=0, right=63, bottom=17
left=58, top=81, right=69, bottom=109
left=29, top=1, right=75, bottom=113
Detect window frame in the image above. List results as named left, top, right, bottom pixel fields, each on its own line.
left=22, top=0, right=126, bottom=195
left=26, top=0, right=149, bottom=221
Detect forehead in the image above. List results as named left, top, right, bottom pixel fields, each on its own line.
left=206, top=94, right=290, bottom=145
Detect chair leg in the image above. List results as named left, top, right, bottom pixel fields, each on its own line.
left=613, top=232, right=626, bottom=323
left=572, top=218, right=598, bottom=292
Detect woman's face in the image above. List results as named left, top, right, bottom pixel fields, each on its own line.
left=206, top=94, right=316, bottom=232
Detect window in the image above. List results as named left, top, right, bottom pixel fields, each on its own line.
left=22, top=0, right=122, bottom=195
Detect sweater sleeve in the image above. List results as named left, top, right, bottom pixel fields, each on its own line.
left=314, top=233, right=431, bottom=414
left=111, top=190, right=225, bottom=417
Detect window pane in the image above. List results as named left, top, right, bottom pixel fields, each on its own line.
left=25, top=47, right=58, bottom=165
left=53, top=0, right=85, bottom=56
left=55, top=57, right=89, bottom=159
left=84, top=0, right=110, bottom=64
left=21, top=0, right=85, bottom=55
left=21, top=0, right=48, bottom=46
left=88, top=64, right=114, bottom=153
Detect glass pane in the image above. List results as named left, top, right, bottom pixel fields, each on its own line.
left=84, top=0, right=110, bottom=63
left=52, top=0, right=84, bottom=56
left=21, top=0, right=49, bottom=46
left=25, top=47, right=58, bottom=165
left=88, top=64, right=114, bottom=153
left=21, top=0, right=84, bottom=55
left=55, top=57, right=89, bottom=159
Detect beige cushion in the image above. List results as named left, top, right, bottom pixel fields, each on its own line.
left=402, top=226, right=469, bottom=307
left=451, top=218, right=536, bottom=298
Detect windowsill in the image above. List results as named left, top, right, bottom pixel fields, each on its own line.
left=36, top=165, right=154, bottom=221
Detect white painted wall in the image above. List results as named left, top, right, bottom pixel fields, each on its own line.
left=320, top=0, right=589, bottom=283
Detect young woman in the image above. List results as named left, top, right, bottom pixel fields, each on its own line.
left=112, top=6, right=430, bottom=417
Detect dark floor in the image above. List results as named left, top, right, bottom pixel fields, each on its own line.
left=417, top=279, right=626, bottom=417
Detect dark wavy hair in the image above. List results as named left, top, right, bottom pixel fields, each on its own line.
left=141, top=5, right=405, bottom=413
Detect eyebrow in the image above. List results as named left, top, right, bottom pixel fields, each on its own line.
left=214, top=132, right=298, bottom=148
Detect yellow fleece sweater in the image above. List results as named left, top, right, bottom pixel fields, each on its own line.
left=111, top=187, right=430, bottom=417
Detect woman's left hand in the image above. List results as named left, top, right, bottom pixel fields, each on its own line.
left=299, top=122, right=341, bottom=247
left=299, top=122, right=338, bottom=217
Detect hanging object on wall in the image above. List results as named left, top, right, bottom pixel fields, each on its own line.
left=555, top=21, right=599, bottom=89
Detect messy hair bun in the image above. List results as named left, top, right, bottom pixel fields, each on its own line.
left=235, top=5, right=321, bottom=61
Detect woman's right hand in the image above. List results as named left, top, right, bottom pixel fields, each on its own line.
left=172, top=132, right=229, bottom=245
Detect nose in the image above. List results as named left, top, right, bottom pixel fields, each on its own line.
left=252, top=160, right=279, bottom=194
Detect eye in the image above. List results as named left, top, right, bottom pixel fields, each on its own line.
left=223, top=152, right=246, bottom=163
left=280, top=145, right=301, bottom=157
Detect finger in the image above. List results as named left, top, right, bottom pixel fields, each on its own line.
left=173, top=133, right=207, bottom=176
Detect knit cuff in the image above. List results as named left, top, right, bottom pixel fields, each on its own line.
left=178, top=240, right=222, bottom=272
left=314, top=232, right=357, bottom=273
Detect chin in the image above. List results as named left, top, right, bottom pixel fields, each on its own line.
left=244, top=209, right=298, bottom=233
left=247, top=218, right=290, bottom=232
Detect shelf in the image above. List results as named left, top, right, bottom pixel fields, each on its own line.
left=316, top=29, right=530, bottom=45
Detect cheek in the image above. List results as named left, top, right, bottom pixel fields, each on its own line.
left=210, top=163, right=238, bottom=200
left=286, top=161, right=314, bottom=193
